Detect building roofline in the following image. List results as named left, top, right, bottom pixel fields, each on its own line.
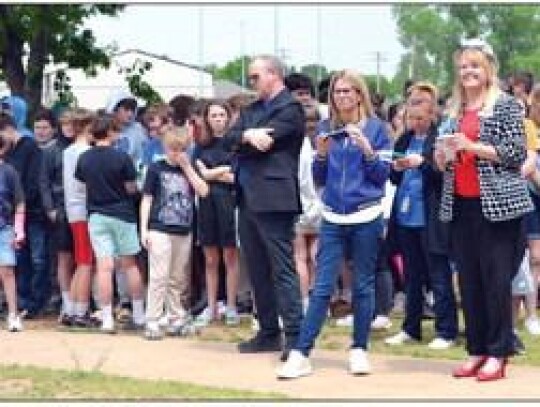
left=113, top=49, right=211, bottom=74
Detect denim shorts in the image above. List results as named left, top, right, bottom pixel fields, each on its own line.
left=525, top=191, right=540, bottom=240
left=0, top=226, right=16, bottom=266
left=88, top=213, right=140, bottom=259
left=512, top=251, right=535, bottom=296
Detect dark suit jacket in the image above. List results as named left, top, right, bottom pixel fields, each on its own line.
left=387, top=125, right=450, bottom=255
left=224, top=88, right=305, bottom=214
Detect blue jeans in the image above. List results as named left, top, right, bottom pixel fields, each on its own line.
left=295, top=217, right=383, bottom=355
left=16, top=219, right=51, bottom=313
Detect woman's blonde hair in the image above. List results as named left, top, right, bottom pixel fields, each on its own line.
left=328, top=70, right=374, bottom=129
left=529, top=84, right=540, bottom=108
left=447, top=47, right=501, bottom=118
left=162, top=126, right=192, bottom=151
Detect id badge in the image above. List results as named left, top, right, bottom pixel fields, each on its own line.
left=400, top=196, right=410, bottom=214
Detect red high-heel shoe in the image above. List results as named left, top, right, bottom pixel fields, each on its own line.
left=476, top=358, right=507, bottom=382
left=452, top=356, right=488, bottom=378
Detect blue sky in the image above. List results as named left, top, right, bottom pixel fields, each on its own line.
left=86, top=4, right=404, bottom=78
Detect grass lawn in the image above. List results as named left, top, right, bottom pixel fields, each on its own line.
left=196, top=312, right=540, bottom=367
left=0, top=364, right=285, bottom=400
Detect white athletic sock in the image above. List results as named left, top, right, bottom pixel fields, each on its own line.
left=101, top=305, right=113, bottom=325
left=132, top=299, right=145, bottom=324
left=62, top=291, right=73, bottom=316
left=76, top=302, right=89, bottom=317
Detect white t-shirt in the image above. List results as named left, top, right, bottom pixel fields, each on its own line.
left=63, top=142, right=91, bottom=222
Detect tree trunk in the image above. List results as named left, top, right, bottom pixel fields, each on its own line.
left=24, top=5, right=50, bottom=122
left=0, top=5, right=26, bottom=96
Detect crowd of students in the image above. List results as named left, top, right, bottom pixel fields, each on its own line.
left=0, top=40, right=538, bottom=383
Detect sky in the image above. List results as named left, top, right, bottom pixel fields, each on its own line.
left=85, top=4, right=405, bottom=78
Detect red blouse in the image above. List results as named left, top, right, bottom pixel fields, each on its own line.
left=454, top=109, right=481, bottom=198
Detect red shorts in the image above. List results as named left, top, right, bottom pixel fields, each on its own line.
left=70, top=221, right=94, bottom=266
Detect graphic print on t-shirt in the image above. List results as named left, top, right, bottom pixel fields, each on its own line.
left=158, top=172, right=192, bottom=227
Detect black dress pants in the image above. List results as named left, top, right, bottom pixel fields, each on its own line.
left=238, top=201, right=303, bottom=346
left=451, top=198, right=525, bottom=357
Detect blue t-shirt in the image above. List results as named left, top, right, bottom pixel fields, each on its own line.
left=142, top=137, right=165, bottom=167
left=396, top=135, right=426, bottom=228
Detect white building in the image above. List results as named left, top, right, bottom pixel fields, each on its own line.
left=0, top=49, right=250, bottom=110
left=42, top=49, right=216, bottom=109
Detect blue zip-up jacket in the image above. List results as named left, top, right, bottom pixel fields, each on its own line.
left=312, top=117, right=391, bottom=215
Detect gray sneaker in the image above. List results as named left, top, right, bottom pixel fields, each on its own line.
left=167, top=316, right=199, bottom=337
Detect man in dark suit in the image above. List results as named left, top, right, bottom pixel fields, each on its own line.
left=224, top=55, right=305, bottom=359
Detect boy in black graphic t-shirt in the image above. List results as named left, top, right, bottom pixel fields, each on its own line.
left=140, top=126, right=208, bottom=339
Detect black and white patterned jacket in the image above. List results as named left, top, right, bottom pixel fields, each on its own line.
left=439, top=93, right=534, bottom=223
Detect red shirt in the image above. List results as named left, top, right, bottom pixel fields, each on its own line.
left=454, top=109, right=481, bottom=197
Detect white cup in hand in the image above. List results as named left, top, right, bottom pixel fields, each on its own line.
left=437, top=134, right=458, bottom=162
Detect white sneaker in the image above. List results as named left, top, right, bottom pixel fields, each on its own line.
left=371, top=315, right=392, bottom=330
left=7, top=314, right=22, bottom=332
left=251, top=315, right=260, bottom=332
left=225, top=308, right=240, bottom=326
left=100, top=318, right=115, bottom=334
left=525, top=317, right=540, bottom=336
left=276, top=350, right=312, bottom=379
left=194, top=307, right=214, bottom=327
left=217, top=301, right=227, bottom=318
left=144, top=321, right=163, bottom=340
left=349, top=348, right=371, bottom=375
left=158, top=313, right=170, bottom=328
left=167, top=316, right=195, bottom=336
left=335, top=314, right=353, bottom=327
left=427, top=337, right=455, bottom=350
left=385, top=331, right=415, bottom=346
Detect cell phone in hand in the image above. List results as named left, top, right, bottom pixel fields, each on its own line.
left=326, top=129, right=347, bottom=140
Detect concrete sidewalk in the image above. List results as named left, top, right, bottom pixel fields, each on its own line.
left=1, top=329, right=539, bottom=399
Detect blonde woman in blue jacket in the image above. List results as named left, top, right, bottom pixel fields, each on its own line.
left=277, top=70, right=391, bottom=379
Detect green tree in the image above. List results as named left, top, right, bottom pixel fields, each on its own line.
left=210, top=56, right=250, bottom=86
left=299, top=64, right=329, bottom=86
left=119, top=59, right=163, bottom=106
left=364, top=74, right=400, bottom=101
left=0, top=4, right=123, bottom=120
left=393, top=4, right=540, bottom=94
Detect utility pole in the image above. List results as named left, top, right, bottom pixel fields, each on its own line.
left=277, top=48, right=290, bottom=74
left=198, top=7, right=204, bottom=97
left=274, top=6, right=279, bottom=56
left=240, top=20, right=246, bottom=88
left=376, top=51, right=381, bottom=93
left=369, top=51, right=387, bottom=94
left=316, top=5, right=322, bottom=93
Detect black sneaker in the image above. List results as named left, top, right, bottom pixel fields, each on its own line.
left=72, top=314, right=97, bottom=328
left=58, top=313, right=74, bottom=327
left=237, top=334, right=282, bottom=353
left=122, top=320, right=145, bottom=332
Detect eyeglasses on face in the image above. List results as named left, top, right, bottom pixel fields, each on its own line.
left=248, top=74, right=260, bottom=83
left=332, top=88, right=355, bottom=95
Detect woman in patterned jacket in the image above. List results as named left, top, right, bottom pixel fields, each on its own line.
left=434, top=39, right=533, bottom=381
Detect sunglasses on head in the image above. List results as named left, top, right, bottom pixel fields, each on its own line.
left=460, top=38, right=495, bottom=60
